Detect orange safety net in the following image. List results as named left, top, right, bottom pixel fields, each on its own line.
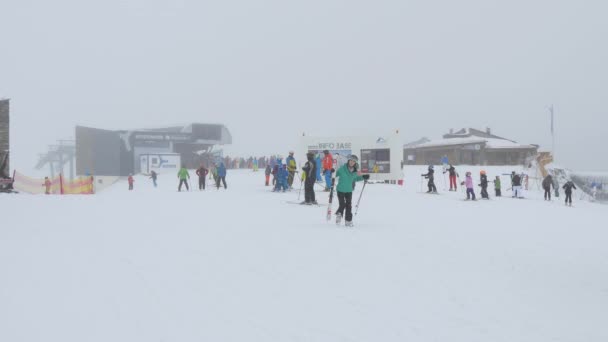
left=62, top=176, right=94, bottom=194
left=13, top=171, right=61, bottom=194
left=12, top=172, right=94, bottom=195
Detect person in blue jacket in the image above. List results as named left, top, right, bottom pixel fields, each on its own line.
left=274, top=164, right=289, bottom=192
left=216, top=162, right=227, bottom=189
left=315, top=153, right=322, bottom=182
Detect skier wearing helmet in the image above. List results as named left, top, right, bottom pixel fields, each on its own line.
left=479, top=170, right=489, bottom=199
left=301, top=152, right=317, bottom=204
left=421, top=165, right=437, bottom=193
left=286, top=151, right=297, bottom=189
left=462, top=171, right=476, bottom=200
left=335, top=154, right=370, bottom=227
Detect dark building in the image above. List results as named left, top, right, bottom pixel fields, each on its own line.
left=0, top=99, right=9, bottom=179
left=76, top=123, right=232, bottom=176
left=404, top=128, right=539, bottom=166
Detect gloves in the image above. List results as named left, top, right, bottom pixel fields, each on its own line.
left=362, top=174, right=370, bottom=180
left=331, top=168, right=335, bottom=173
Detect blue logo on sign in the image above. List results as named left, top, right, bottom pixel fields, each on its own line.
left=158, top=156, right=169, bottom=167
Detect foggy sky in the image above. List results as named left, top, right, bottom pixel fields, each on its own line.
left=1, top=0, right=607, bottom=173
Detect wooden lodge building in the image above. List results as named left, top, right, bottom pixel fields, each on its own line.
left=404, top=128, right=539, bottom=166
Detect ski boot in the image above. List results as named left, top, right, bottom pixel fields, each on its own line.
left=335, top=212, right=342, bottom=225
left=345, top=221, right=354, bottom=228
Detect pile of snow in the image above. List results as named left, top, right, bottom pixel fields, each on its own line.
left=1, top=167, right=607, bottom=341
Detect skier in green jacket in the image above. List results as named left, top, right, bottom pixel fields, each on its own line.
left=177, top=166, right=190, bottom=192
left=335, top=154, right=370, bottom=227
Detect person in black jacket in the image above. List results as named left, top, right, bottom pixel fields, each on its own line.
left=562, top=181, right=577, bottom=206
left=479, top=170, right=489, bottom=199
left=421, top=165, right=437, bottom=193
left=443, top=164, right=459, bottom=191
left=542, top=174, right=554, bottom=200
left=511, top=171, right=523, bottom=198
left=149, top=170, right=158, bottom=187
left=301, top=152, right=317, bottom=204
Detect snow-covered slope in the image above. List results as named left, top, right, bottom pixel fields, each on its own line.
left=1, top=167, right=607, bottom=342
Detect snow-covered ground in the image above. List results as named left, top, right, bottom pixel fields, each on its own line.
left=1, top=166, right=607, bottom=342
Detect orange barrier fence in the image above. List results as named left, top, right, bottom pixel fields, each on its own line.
left=12, top=171, right=94, bottom=194
left=63, top=176, right=94, bottom=194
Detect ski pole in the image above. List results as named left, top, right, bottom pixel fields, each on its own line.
left=420, top=175, right=423, bottom=192
left=355, top=180, right=368, bottom=216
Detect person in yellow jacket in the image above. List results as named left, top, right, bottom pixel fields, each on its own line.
left=286, top=151, right=297, bottom=189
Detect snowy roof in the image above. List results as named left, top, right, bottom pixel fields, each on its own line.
left=406, top=136, right=537, bottom=150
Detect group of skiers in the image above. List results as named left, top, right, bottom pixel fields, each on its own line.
left=421, top=163, right=578, bottom=205
left=126, top=162, right=228, bottom=192
left=264, top=150, right=335, bottom=192
left=542, top=173, right=577, bottom=206
left=180, top=162, right=228, bottom=191
left=265, top=150, right=370, bottom=227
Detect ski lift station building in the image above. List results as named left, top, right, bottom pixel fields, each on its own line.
left=299, top=132, right=404, bottom=183
left=76, top=123, right=232, bottom=176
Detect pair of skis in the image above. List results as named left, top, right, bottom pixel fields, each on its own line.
left=326, top=177, right=336, bottom=221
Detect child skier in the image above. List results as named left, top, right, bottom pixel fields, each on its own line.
left=479, top=170, right=489, bottom=199
left=421, top=165, right=437, bottom=193
left=462, top=172, right=476, bottom=200
left=264, top=164, right=272, bottom=186
left=562, top=180, right=577, bottom=206
left=493, top=176, right=501, bottom=197
left=274, top=164, right=289, bottom=192
left=301, top=152, right=317, bottom=204
left=128, top=174, right=134, bottom=190
left=43, top=177, right=52, bottom=194
left=334, top=154, right=370, bottom=227
left=271, top=157, right=280, bottom=186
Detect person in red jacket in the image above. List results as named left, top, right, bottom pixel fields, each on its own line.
left=196, top=163, right=209, bottom=190
left=128, top=174, right=134, bottom=190
left=322, top=150, right=334, bottom=191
